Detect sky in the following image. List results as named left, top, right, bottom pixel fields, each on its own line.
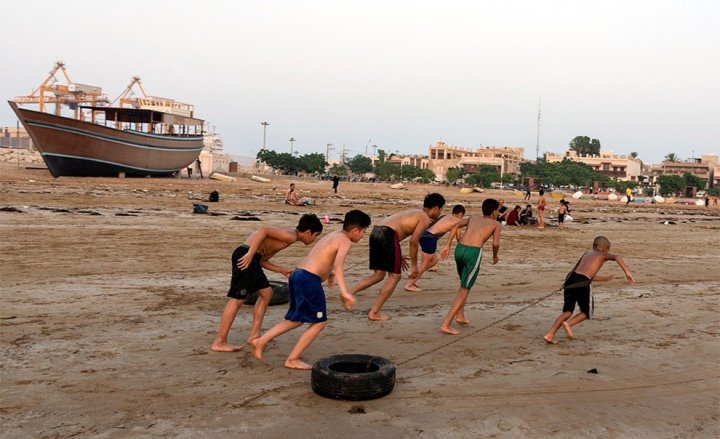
left=1, top=0, right=718, bottom=165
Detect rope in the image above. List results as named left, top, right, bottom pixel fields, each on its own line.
left=396, top=281, right=588, bottom=367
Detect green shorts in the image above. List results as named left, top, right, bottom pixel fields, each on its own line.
left=455, top=243, right=483, bottom=290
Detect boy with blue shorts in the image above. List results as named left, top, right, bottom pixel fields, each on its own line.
left=251, top=210, right=371, bottom=369
left=440, top=199, right=501, bottom=335
left=211, top=214, right=323, bottom=352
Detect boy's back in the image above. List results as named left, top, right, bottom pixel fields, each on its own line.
left=460, top=216, right=500, bottom=248
left=299, top=231, right=351, bottom=281
left=382, top=209, right=432, bottom=240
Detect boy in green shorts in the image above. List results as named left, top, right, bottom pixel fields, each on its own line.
left=440, top=199, right=501, bottom=335
left=211, top=214, right=323, bottom=352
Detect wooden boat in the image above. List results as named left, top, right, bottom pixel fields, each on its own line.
left=9, top=101, right=204, bottom=177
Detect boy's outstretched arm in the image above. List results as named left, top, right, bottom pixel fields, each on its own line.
left=440, top=219, right=468, bottom=260
left=260, top=260, right=292, bottom=277
left=333, top=240, right=355, bottom=311
left=491, top=222, right=501, bottom=264
left=614, top=255, right=635, bottom=283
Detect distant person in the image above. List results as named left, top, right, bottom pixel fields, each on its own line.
left=285, top=183, right=312, bottom=206
left=520, top=204, right=535, bottom=225
left=537, top=189, right=547, bottom=229
left=440, top=198, right=501, bottom=335
left=705, top=195, right=710, bottom=207
left=332, top=175, right=340, bottom=193
left=625, top=187, right=633, bottom=205
left=350, top=193, right=446, bottom=320
left=524, top=186, right=531, bottom=201
left=209, top=190, right=219, bottom=202
left=505, top=205, right=522, bottom=226
left=211, top=214, right=323, bottom=352
left=496, top=200, right=509, bottom=223
left=404, top=204, right=467, bottom=292
left=251, top=210, right=371, bottom=369
left=557, top=200, right=568, bottom=228
left=543, top=236, right=635, bottom=344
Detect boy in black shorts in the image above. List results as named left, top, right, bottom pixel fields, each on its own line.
left=211, top=214, right=323, bottom=352
left=251, top=210, right=371, bottom=369
left=543, top=236, right=635, bottom=344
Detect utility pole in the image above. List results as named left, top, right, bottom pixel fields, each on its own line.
left=372, top=144, right=377, bottom=157
left=289, top=137, right=295, bottom=155
left=365, top=139, right=372, bottom=155
left=536, top=98, right=541, bottom=161
left=325, top=143, right=334, bottom=162
left=341, top=143, right=347, bottom=163
left=261, top=121, right=270, bottom=150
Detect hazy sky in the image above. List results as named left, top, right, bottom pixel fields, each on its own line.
left=1, top=0, right=718, bottom=164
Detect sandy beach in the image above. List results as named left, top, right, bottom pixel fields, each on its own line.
left=1, top=165, right=719, bottom=438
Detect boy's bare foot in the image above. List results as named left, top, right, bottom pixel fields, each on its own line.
left=543, top=335, right=558, bottom=344
left=562, top=322, right=577, bottom=340
left=456, top=318, right=470, bottom=326
left=404, top=284, right=422, bottom=292
left=368, top=312, right=391, bottom=321
left=249, top=338, right=265, bottom=361
left=440, top=325, right=461, bottom=335
left=211, top=342, right=244, bottom=352
left=285, top=359, right=313, bottom=370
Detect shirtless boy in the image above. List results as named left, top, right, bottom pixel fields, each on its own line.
left=251, top=210, right=371, bottom=369
left=350, top=193, right=446, bottom=320
left=537, top=189, right=547, bottom=229
left=404, top=204, right=466, bottom=292
left=211, top=214, right=323, bottom=352
left=543, top=236, right=635, bottom=344
left=440, top=198, right=501, bottom=335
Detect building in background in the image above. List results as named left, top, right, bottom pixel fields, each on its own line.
left=659, top=154, right=717, bottom=189
left=426, top=141, right=524, bottom=181
left=1, top=126, right=33, bottom=149
left=545, top=150, right=642, bottom=182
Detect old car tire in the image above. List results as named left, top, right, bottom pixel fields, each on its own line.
left=243, top=280, right=290, bottom=306
left=312, top=354, right=396, bottom=401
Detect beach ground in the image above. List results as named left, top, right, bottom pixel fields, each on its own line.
left=1, top=165, right=719, bottom=438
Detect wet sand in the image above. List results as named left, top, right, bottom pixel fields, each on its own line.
left=1, top=165, right=719, bottom=438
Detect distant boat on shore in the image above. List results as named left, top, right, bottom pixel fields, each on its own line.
left=9, top=62, right=204, bottom=177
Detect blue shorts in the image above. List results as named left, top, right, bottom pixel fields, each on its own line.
left=419, top=230, right=438, bottom=254
left=285, top=269, right=327, bottom=323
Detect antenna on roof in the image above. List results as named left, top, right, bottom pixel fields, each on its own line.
left=536, top=97, right=541, bottom=161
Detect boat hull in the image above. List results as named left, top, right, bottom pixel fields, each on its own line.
left=9, top=102, right=204, bottom=177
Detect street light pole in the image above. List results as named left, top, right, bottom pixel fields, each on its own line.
left=325, top=143, right=334, bottom=162
left=290, top=137, right=295, bottom=155
left=261, top=121, right=270, bottom=150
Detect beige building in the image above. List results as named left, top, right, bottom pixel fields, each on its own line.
left=660, top=154, right=717, bottom=189
left=427, top=142, right=524, bottom=181
left=545, top=150, right=642, bottom=182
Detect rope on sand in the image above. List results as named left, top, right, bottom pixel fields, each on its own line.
left=396, top=279, right=591, bottom=367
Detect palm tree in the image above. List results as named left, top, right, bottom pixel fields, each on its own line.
left=630, top=152, right=638, bottom=158
left=664, top=153, right=679, bottom=162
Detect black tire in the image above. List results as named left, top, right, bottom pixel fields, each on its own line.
left=311, top=354, right=396, bottom=401
left=243, top=280, right=290, bottom=306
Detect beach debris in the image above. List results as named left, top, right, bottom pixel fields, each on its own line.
left=572, top=191, right=583, bottom=199
left=348, top=405, right=366, bottom=414
left=230, top=216, right=260, bottom=221
left=0, top=206, right=23, bottom=213
left=250, top=175, right=271, bottom=183
left=459, top=187, right=483, bottom=194
left=607, top=193, right=618, bottom=201
left=209, top=172, right=235, bottom=182
left=192, top=204, right=209, bottom=214
left=323, top=215, right=331, bottom=224
left=209, top=191, right=219, bottom=202
left=390, top=183, right=406, bottom=190
left=587, top=368, right=599, bottom=374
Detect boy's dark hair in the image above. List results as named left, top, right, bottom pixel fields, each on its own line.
left=452, top=204, right=466, bottom=215
left=526, top=204, right=532, bottom=208
left=593, top=236, right=611, bottom=250
left=423, top=193, right=446, bottom=209
left=343, top=209, right=371, bottom=231
left=297, top=214, right=323, bottom=234
left=539, top=189, right=545, bottom=195
left=481, top=198, right=500, bottom=216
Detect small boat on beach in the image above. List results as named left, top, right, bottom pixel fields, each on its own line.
left=9, top=62, right=204, bottom=177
